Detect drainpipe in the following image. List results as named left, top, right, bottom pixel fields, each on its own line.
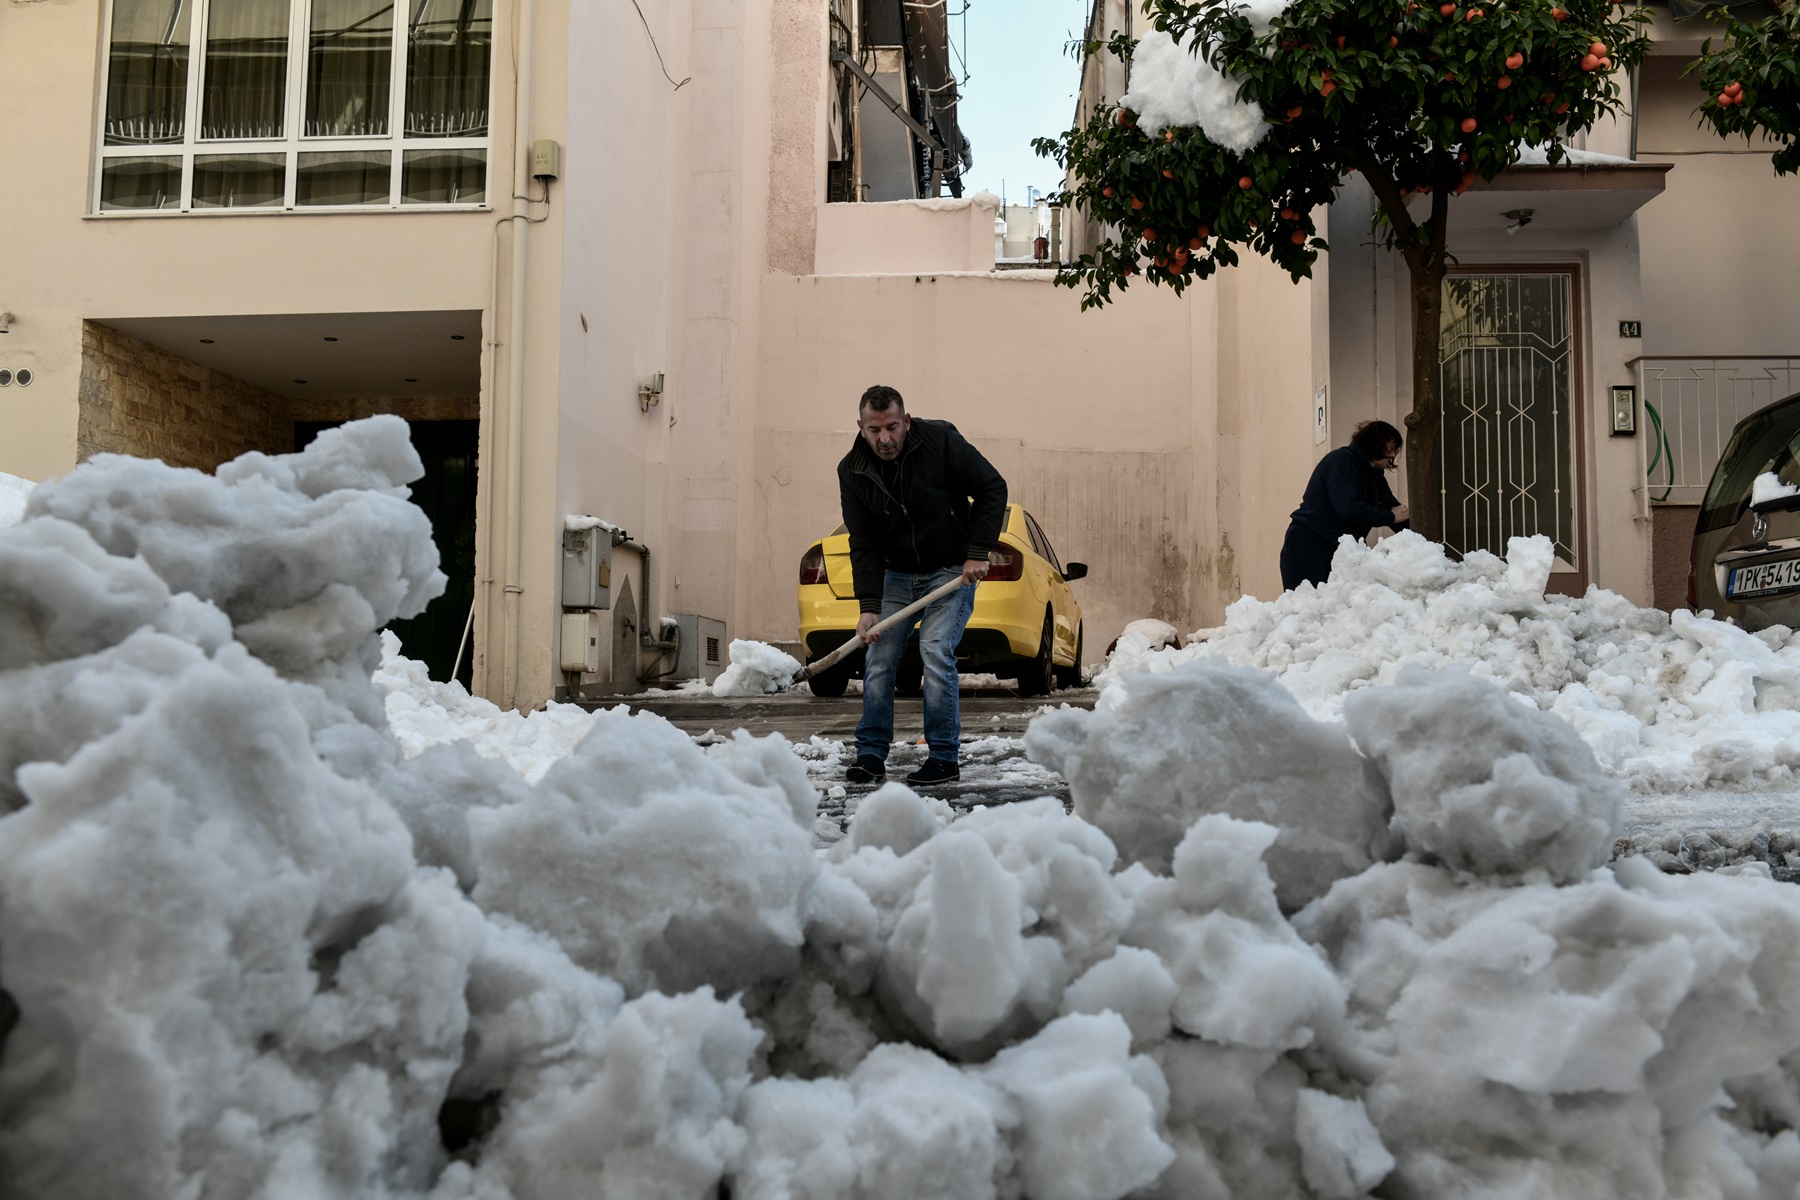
left=502, top=0, right=537, bottom=710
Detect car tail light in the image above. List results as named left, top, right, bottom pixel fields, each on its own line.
left=986, top=547, right=1023, bottom=582
left=799, top=544, right=829, bottom=586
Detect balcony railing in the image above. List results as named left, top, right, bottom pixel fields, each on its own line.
left=1634, top=357, right=1800, bottom=505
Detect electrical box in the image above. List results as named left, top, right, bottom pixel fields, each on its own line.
left=562, top=526, right=612, bottom=609
left=560, top=610, right=603, bottom=673
left=530, top=139, right=562, bottom=180
left=669, top=614, right=727, bottom=684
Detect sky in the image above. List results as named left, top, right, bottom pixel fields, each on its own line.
left=950, top=0, right=1094, bottom=206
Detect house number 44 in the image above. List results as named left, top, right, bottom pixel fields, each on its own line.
left=1619, top=321, right=1642, bottom=338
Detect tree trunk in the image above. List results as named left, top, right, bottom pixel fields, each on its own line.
left=1403, top=254, right=1447, bottom=543
left=1399, top=182, right=1452, bottom=545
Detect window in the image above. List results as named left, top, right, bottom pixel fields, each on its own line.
left=97, top=0, right=492, bottom=213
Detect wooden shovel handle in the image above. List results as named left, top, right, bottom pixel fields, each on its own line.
left=800, top=575, right=968, bottom=682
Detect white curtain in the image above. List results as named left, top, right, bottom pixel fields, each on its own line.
left=201, top=0, right=292, bottom=140
left=306, top=0, right=394, bottom=137
left=104, top=0, right=190, bottom=145
left=406, top=0, right=491, bottom=137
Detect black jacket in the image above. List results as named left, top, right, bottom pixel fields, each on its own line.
left=1289, top=445, right=1408, bottom=541
left=838, top=418, right=1008, bottom=614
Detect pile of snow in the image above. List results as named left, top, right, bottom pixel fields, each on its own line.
left=1514, top=142, right=1640, bottom=167
left=16, top=421, right=1800, bottom=1197
left=0, top=471, right=33, bottom=529
left=1100, top=531, right=1800, bottom=793
left=1119, top=25, right=1271, bottom=152
left=375, top=636, right=608, bottom=784
left=713, top=639, right=804, bottom=697
left=1753, top=470, right=1800, bottom=506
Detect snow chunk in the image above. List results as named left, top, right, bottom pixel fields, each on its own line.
left=563, top=512, right=623, bottom=535
left=375, top=631, right=604, bottom=783
left=25, top=415, right=442, bottom=722
left=1027, top=660, right=1391, bottom=909
left=1128, top=816, right=1349, bottom=1050
left=1753, top=471, right=1799, bottom=506
left=469, top=715, right=818, bottom=996
left=0, top=470, right=35, bottom=528
left=1344, top=666, right=1622, bottom=883
left=983, top=1012, right=1177, bottom=1200
left=1294, top=1089, right=1396, bottom=1199
left=714, top=639, right=803, bottom=696
left=1120, top=26, right=1270, bottom=152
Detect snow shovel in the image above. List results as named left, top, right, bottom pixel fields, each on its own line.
left=792, top=575, right=968, bottom=691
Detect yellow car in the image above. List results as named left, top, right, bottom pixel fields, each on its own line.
left=796, top=503, right=1087, bottom=697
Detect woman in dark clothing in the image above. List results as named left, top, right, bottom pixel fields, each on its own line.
left=1280, top=420, right=1411, bottom=590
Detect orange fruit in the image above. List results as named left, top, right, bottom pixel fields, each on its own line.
left=1239, top=176, right=1254, bottom=189
left=1460, top=116, right=1477, bottom=132
left=1506, top=52, right=1524, bottom=69
left=1497, top=74, right=1512, bottom=88
left=1290, top=229, right=1307, bottom=244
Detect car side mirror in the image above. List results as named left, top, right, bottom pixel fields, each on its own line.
left=1062, top=562, right=1088, bottom=581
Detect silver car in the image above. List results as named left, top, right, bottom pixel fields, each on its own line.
left=1693, top=391, right=1800, bottom=629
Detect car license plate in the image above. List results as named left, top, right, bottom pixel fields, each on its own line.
left=1728, top=557, right=1800, bottom=599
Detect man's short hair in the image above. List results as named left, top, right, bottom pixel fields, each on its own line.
left=860, top=385, right=905, bottom=415
left=1350, top=419, right=1404, bottom=459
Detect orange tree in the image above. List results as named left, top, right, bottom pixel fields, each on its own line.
left=1691, top=2, right=1800, bottom=174
left=1033, top=0, right=1649, bottom=540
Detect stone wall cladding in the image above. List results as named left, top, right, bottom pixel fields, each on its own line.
left=79, top=322, right=290, bottom=470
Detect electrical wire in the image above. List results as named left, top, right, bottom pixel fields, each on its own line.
left=628, top=0, right=691, bottom=91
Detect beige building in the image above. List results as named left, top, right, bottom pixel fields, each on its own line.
left=9, top=0, right=1778, bottom=713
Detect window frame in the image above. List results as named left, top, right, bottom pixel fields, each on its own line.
left=91, top=0, right=496, bottom=216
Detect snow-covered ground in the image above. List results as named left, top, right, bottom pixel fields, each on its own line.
left=9, top=421, right=1800, bottom=1198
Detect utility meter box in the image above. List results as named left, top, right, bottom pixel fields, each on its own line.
left=669, top=614, right=727, bottom=684
left=560, top=610, right=603, bottom=673
left=562, top=526, right=612, bottom=609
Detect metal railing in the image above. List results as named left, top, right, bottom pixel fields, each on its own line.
left=1635, top=357, right=1800, bottom=505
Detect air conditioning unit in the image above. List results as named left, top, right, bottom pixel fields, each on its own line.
left=668, top=614, right=726, bottom=684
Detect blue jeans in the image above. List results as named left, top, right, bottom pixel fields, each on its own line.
left=856, top=566, right=975, bottom=764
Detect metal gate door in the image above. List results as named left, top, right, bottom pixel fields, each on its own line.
left=1438, top=272, right=1579, bottom=572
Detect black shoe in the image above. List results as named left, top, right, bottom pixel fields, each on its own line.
left=905, top=758, right=960, bottom=786
left=845, top=755, right=886, bottom=784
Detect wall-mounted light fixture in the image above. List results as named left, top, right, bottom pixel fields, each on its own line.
left=0, top=312, right=14, bottom=334
left=1502, top=208, right=1535, bottom=236
left=639, top=372, right=665, bottom=413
